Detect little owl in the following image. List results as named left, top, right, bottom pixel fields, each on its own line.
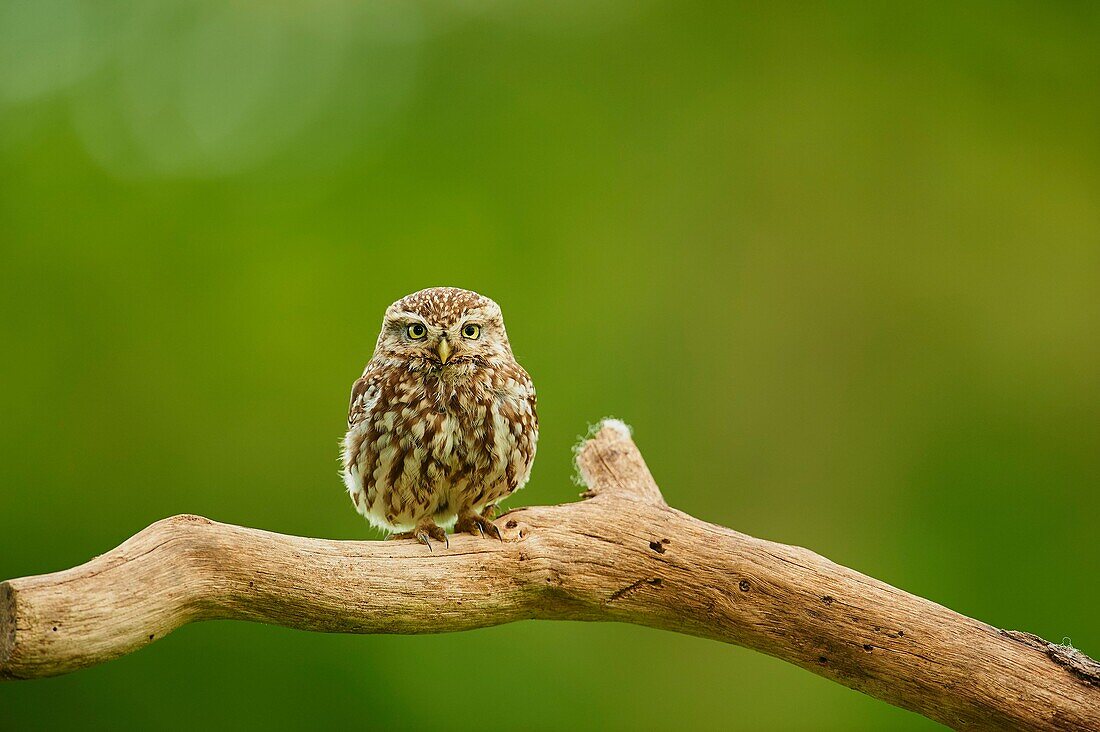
left=341, top=287, right=538, bottom=549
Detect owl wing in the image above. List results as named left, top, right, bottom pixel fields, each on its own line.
left=497, top=363, right=538, bottom=493
left=523, top=370, right=538, bottom=430
left=347, top=371, right=381, bottom=429
left=515, top=370, right=537, bottom=435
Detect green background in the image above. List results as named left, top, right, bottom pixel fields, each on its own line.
left=2, top=2, right=1098, bottom=730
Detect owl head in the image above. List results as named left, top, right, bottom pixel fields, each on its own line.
left=373, top=287, right=514, bottom=370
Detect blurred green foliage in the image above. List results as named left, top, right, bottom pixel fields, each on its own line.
left=2, top=1, right=1098, bottom=729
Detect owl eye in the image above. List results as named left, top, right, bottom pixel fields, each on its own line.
left=461, top=324, right=481, bottom=339
left=407, top=323, right=427, bottom=340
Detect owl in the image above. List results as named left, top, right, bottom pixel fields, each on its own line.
left=341, top=287, right=538, bottom=549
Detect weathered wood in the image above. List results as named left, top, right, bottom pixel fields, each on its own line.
left=2, top=419, right=1097, bottom=730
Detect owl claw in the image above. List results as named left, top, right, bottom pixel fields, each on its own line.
left=455, top=511, right=503, bottom=541
left=389, top=522, right=448, bottom=551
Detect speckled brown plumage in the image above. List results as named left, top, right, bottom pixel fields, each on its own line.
left=341, top=287, right=537, bottom=548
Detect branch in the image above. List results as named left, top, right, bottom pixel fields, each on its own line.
left=2, top=419, right=1097, bottom=731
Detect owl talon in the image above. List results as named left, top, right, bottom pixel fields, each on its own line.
left=388, top=522, right=448, bottom=551
left=455, top=511, right=503, bottom=541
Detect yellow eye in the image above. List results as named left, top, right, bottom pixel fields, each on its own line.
left=407, top=323, right=427, bottom=340
left=461, top=324, right=481, bottom=339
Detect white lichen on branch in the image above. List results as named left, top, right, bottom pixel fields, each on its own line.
left=572, top=417, right=633, bottom=488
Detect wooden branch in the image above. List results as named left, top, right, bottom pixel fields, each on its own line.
left=2, top=419, right=1097, bottom=730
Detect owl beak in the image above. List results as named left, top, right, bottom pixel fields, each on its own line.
left=436, top=338, right=452, bottom=365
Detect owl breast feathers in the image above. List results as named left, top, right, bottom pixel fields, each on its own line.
left=341, top=287, right=537, bottom=537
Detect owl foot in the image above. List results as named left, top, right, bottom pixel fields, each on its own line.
left=454, top=511, right=503, bottom=541
left=388, top=522, right=449, bottom=552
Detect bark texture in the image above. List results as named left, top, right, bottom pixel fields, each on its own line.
left=2, top=419, right=1097, bottom=730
